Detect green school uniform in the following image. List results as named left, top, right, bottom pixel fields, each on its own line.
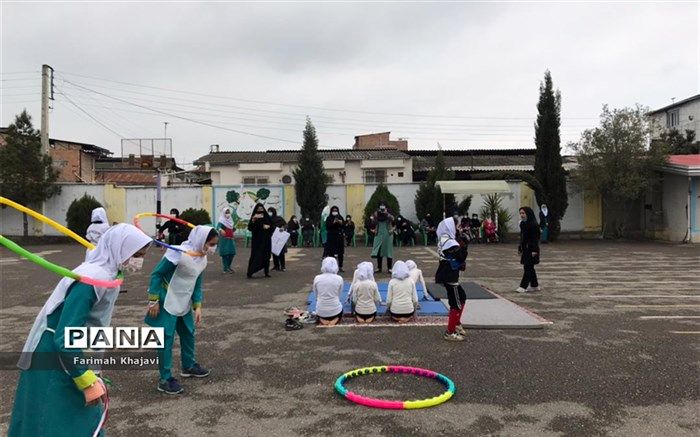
left=144, top=257, right=203, bottom=380
left=371, top=220, right=394, bottom=259
left=9, top=282, right=105, bottom=437
left=216, top=222, right=237, bottom=256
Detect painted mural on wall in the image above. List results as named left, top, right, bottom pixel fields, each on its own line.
left=214, top=186, right=283, bottom=230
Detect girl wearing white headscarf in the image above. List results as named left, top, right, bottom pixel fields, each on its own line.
left=349, top=262, right=381, bottom=323
left=10, top=224, right=152, bottom=437
left=435, top=217, right=469, bottom=341
left=85, top=207, right=110, bottom=254
left=405, top=260, right=427, bottom=299
left=217, top=206, right=237, bottom=273
left=145, top=225, right=218, bottom=395
left=313, top=257, right=344, bottom=326
left=386, top=261, right=418, bottom=323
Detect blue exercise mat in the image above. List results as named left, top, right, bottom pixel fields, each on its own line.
left=306, top=282, right=447, bottom=316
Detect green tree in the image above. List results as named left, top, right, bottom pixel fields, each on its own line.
left=479, top=193, right=513, bottom=242
left=363, top=184, right=400, bottom=224
left=657, top=129, right=698, bottom=154
left=571, top=105, right=669, bottom=237
left=293, top=118, right=327, bottom=224
left=534, top=70, right=568, bottom=240
left=457, top=195, right=473, bottom=216
left=414, top=148, right=456, bottom=220
left=66, top=194, right=102, bottom=237
left=179, top=208, right=212, bottom=239
left=0, top=110, right=60, bottom=236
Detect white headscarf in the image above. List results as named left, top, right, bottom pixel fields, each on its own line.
left=406, top=260, right=417, bottom=271
left=391, top=261, right=410, bottom=280
left=321, top=257, right=339, bottom=274
left=541, top=204, right=549, bottom=217
left=356, top=261, right=374, bottom=281
left=219, top=207, right=234, bottom=229
left=437, top=217, right=460, bottom=256
left=19, top=224, right=152, bottom=369
left=164, top=225, right=213, bottom=266
left=91, top=207, right=108, bottom=224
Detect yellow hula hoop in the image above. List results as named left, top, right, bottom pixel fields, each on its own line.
left=0, top=197, right=95, bottom=250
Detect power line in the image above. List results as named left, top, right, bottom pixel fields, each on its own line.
left=58, top=70, right=597, bottom=120
left=55, top=86, right=128, bottom=139
left=61, top=80, right=300, bottom=144
left=58, top=79, right=590, bottom=132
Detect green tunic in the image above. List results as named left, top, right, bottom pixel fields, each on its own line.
left=10, top=282, right=105, bottom=437
left=145, top=257, right=203, bottom=380
left=371, top=220, right=394, bottom=258
left=216, top=222, right=237, bottom=256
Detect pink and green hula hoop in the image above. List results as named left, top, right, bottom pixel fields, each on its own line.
left=132, top=213, right=203, bottom=257
left=334, top=365, right=455, bottom=409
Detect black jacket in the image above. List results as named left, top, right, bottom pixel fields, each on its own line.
left=519, top=221, right=541, bottom=265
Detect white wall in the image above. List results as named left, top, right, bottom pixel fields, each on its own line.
left=560, top=184, right=585, bottom=232
left=662, top=173, right=692, bottom=242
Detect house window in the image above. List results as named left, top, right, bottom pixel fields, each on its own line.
left=242, top=176, right=269, bottom=185
left=398, top=172, right=404, bottom=178
left=666, top=109, right=680, bottom=128
left=363, top=169, right=387, bottom=184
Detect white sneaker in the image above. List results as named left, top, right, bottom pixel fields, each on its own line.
left=528, top=286, right=541, bottom=292
left=456, top=325, right=467, bottom=336
left=443, top=331, right=465, bottom=342
left=516, top=287, right=527, bottom=293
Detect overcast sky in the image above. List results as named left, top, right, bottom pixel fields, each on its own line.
left=1, top=2, right=697, bottom=166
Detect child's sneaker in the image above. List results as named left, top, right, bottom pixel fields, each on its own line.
left=443, top=331, right=465, bottom=342
left=158, top=377, right=184, bottom=394
left=181, top=363, right=210, bottom=378
left=516, top=287, right=527, bottom=293
left=456, top=325, right=467, bottom=336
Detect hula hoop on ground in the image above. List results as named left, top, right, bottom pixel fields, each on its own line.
left=0, top=196, right=95, bottom=250
left=334, top=365, right=455, bottom=409
left=0, top=235, right=123, bottom=288
left=132, top=213, right=203, bottom=257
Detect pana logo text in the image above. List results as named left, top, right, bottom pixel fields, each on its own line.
left=64, top=327, right=165, bottom=349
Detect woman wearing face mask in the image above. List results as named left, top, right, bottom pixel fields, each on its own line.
left=371, top=201, right=394, bottom=274
left=268, top=207, right=287, bottom=272
left=217, top=207, right=237, bottom=274
left=145, top=225, right=218, bottom=395
left=344, top=215, right=355, bottom=247
left=517, top=207, right=541, bottom=293
left=10, top=224, right=152, bottom=437
left=159, top=208, right=186, bottom=245
left=323, top=206, right=346, bottom=273
left=247, top=204, right=272, bottom=278
left=287, top=215, right=300, bottom=247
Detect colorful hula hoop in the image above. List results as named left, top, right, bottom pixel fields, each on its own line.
left=132, top=213, right=203, bottom=257
left=334, top=365, right=455, bottom=410
left=0, top=196, right=95, bottom=250
left=0, top=236, right=123, bottom=289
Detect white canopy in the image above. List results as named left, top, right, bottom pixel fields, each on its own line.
left=435, top=180, right=511, bottom=195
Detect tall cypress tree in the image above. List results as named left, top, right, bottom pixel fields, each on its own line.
left=534, top=70, right=568, bottom=239
left=293, top=118, right=327, bottom=224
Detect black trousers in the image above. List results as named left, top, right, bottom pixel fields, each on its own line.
left=376, top=257, right=393, bottom=271
left=520, top=264, right=539, bottom=288
left=273, top=253, right=285, bottom=270
left=444, top=283, right=466, bottom=310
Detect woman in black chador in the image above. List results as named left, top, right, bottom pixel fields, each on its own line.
left=324, top=205, right=346, bottom=273
left=247, top=204, right=273, bottom=278
left=516, top=206, right=541, bottom=293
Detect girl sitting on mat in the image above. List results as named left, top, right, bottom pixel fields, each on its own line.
left=349, top=262, right=381, bottom=324
left=405, top=260, right=428, bottom=300
left=386, top=261, right=418, bottom=324
left=145, top=225, right=218, bottom=395
left=313, top=257, right=344, bottom=326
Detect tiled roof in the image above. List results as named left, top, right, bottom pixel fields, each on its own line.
left=95, top=171, right=157, bottom=186
left=195, top=148, right=410, bottom=165
left=410, top=150, right=536, bottom=171
left=668, top=154, right=700, bottom=167
left=648, top=94, right=700, bottom=115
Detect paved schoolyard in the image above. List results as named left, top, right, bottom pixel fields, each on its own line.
left=0, top=240, right=698, bottom=436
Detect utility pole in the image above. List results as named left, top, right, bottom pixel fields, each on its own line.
left=40, top=64, right=54, bottom=155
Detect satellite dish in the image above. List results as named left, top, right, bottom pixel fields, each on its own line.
left=282, top=175, right=292, bottom=184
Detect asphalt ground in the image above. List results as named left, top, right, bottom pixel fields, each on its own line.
left=0, top=240, right=698, bottom=436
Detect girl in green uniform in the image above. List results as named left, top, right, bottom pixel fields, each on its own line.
left=370, top=202, right=395, bottom=274
left=10, top=224, right=152, bottom=437
left=145, top=225, right=218, bottom=395
left=217, top=207, right=237, bottom=273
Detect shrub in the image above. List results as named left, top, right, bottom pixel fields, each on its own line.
left=363, top=184, right=400, bottom=224
left=479, top=194, right=512, bottom=242
left=179, top=208, right=212, bottom=238
left=66, top=194, right=103, bottom=237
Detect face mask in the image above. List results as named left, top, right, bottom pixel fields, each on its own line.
left=122, top=257, right=144, bottom=273
left=380, top=206, right=386, bottom=212
left=332, top=211, right=338, bottom=216
left=207, top=245, right=217, bottom=254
